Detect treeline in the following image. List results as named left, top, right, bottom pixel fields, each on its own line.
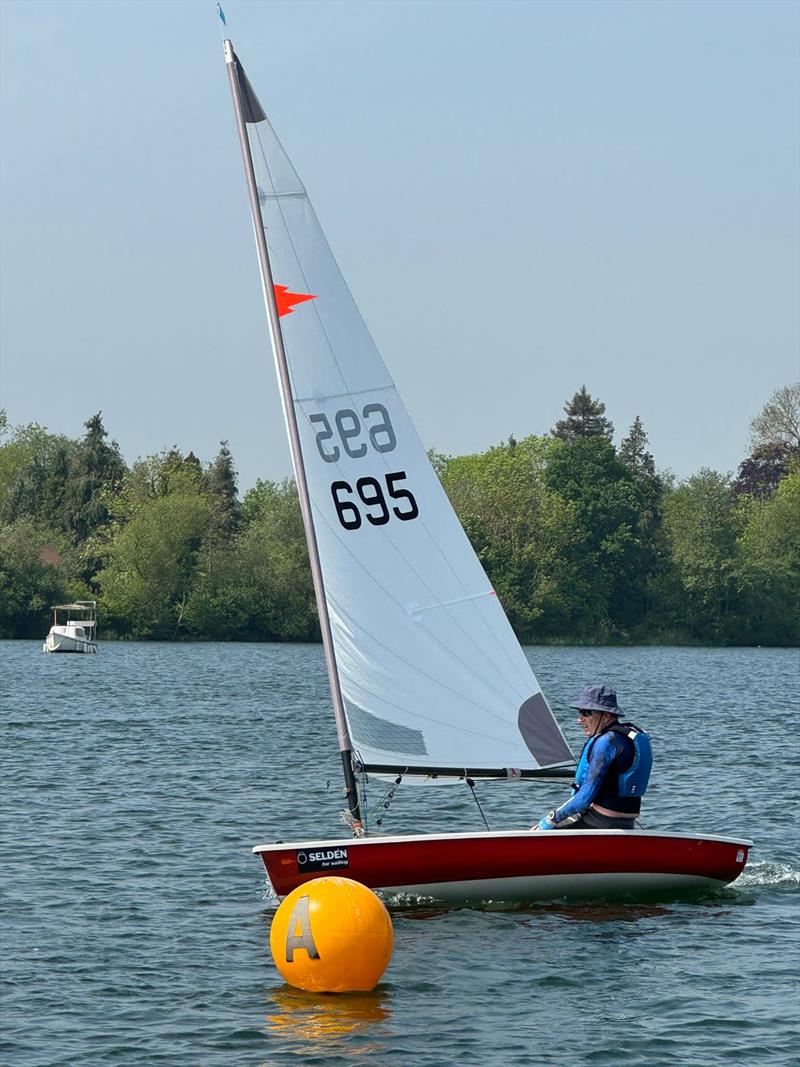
left=1, top=386, right=798, bottom=646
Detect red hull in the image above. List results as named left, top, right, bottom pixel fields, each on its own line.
left=254, top=829, right=751, bottom=904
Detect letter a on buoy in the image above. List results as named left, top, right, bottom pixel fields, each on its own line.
left=284, top=895, right=319, bottom=961
left=270, top=877, right=394, bottom=992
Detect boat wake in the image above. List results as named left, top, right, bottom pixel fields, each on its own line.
left=732, top=860, right=800, bottom=890
left=261, top=879, right=281, bottom=907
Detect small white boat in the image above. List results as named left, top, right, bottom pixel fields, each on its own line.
left=43, top=601, right=98, bottom=654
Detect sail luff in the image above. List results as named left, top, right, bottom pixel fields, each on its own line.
left=223, top=40, right=361, bottom=820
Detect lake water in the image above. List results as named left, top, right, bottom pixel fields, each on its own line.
left=1, top=641, right=798, bottom=1066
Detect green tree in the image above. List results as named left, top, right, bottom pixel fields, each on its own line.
left=552, top=386, right=614, bottom=442
left=192, top=442, right=243, bottom=621
left=95, top=481, right=211, bottom=638
left=438, top=437, right=581, bottom=638
left=661, top=469, right=742, bottom=641
left=0, top=420, right=77, bottom=529
left=181, top=478, right=317, bottom=641
left=619, top=416, right=663, bottom=518
left=618, top=416, right=668, bottom=620
left=544, top=436, right=651, bottom=636
left=0, top=520, right=69, bottom=637
left=65, top=413, right=127, bottom=547
left=734, top=464, right=800, bottom=645
left=115, top=448, right=205, bottom=512
left=205, top=441, right=240, bottom=538
left=619, top=416, right=655, bottom=477
left=235, top=479, right=316, bottom=639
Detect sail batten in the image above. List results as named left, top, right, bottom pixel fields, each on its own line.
left=234, top=51, right=574, bottom=780
left=326, top=589, right=536, bottom=716
left=317, top=522, right=537, bottom=708
left=296, top=385, right=396, bottom=403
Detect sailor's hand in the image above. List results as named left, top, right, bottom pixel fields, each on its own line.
left=535, top=810, right=558, bottom=831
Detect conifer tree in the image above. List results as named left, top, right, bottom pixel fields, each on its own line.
left=66, top=413, right=127, bottom=544
left=205, top=441, right=240, bottom=538
left=619, top=416, right=663, bottom=523
left=552, top=386, right=614, bottom=442
left=619, top=416, right=655, bottom=476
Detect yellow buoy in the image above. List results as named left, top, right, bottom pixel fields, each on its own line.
left=269, top=877, right=394, bottom=993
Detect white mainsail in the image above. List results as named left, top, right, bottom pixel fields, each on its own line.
left=238, top=58, right=573, bottom=778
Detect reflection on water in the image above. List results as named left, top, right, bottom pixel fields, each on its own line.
left=531, top=901, right=673, bottom=923
left=387, top=903, right=458, bottom=920
left=265, top=985, right=391, bottom=1048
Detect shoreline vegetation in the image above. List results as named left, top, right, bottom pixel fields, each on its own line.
left=2, top=385, right=798, bottom=648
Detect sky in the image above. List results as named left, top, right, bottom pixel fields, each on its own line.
left=1, top=0, right=798, bottom=492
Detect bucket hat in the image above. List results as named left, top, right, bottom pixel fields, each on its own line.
left=569, top=684, right=621, bottom=714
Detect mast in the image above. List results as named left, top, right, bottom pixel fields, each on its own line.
left=223, top=40, right=361, bottom=824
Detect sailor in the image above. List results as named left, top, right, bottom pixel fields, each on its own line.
left=533, top=684, right=652, bottom=831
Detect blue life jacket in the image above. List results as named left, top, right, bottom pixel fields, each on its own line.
left=574, top=721, right=652, bottom=814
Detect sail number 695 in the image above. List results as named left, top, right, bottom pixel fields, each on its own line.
left=331, top=472, right=419, bottom=530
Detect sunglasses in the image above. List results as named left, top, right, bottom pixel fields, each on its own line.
left=577, top=709, right=597, bottom=717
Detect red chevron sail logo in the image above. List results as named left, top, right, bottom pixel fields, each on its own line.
left=274, top=285, right=316, bottom=317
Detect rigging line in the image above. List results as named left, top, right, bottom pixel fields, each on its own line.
left=251, top=126, right=374, bottom=401
left=358, top=764, right=370, bottom=832
left=374, top=771, right=404, bottom=830
left=466, top=778, right=491, bottom=831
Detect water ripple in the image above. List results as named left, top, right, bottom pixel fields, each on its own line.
left=1, top=641, right=798, bottom=1066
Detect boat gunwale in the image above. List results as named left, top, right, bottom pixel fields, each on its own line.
left=252, top=828, right=753, bottom=853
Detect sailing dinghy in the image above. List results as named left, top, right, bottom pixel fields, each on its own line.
left=222, top=42, right=751, bottom=903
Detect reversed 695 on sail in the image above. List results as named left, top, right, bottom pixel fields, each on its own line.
left=309, top=404, right=396, bottom=461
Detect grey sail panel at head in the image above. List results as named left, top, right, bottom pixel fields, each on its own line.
left=234, top=53, right=267, bottom=123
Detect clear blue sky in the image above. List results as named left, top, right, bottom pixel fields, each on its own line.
left=1, top=0, right=797, bottom=491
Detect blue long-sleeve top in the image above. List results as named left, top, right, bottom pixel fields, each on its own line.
left=553, top=731, right=629, bottom=824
